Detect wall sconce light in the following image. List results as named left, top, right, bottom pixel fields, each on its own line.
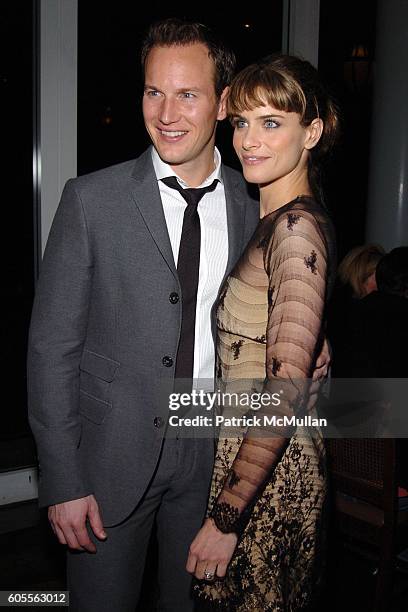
left=101, top=105, right=113, bottom=127
left=344, top=43, right=372, bottom=95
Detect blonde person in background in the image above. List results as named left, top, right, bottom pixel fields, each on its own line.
left=328, top=244, right=385, bottom=375
left=338, top=243, right=385, bottom=298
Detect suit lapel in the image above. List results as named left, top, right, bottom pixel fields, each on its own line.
left=209, top=165, right=248, bottom=346
left=221, top=165, right=246, bottom=286
left=129, top=148, right=177, bottom=279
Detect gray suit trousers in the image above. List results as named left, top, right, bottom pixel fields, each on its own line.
left=67, top=434, right=214, bottom=611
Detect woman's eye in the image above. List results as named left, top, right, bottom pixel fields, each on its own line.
left=264, top=119, right=279, bottom=129
left=233, top=119, right=247, bottom=129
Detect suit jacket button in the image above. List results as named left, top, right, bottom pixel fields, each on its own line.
left=162, top=355, right=173, bottom=367
left=169, top=292, right=179, bottom=304
left=154, top=417, right=164, bottom=428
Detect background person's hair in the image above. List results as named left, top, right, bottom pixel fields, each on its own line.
left=140, top=18, right=236, bottom=99
left=226, top=54, right=340, bottom=201
left=375, top=247, right=408, bottom=298
left=338, top=243, right=385, bottom=298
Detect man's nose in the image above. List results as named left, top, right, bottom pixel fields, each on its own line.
left=159, top=97, right=180, bottom=124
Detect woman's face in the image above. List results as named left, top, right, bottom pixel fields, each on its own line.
left=361, top=271, right=378, bottom=297
left=231, top=102, right=320, bottom=186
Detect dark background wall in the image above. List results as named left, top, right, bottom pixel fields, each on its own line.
left=1, top=2, right=35, bottom=447
left=319, top=0, right=377, bottom=257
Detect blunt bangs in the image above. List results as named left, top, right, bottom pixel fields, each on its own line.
left=227, top=63, right=307, bottom=123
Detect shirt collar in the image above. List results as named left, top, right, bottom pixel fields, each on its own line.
left=151, top=146, right=223, bottom=188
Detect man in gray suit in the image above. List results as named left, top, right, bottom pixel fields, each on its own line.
left=27, top=18, right=259, bottom=611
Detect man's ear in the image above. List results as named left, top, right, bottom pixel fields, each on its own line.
left=304, top=118, right=324, bottom=150
left=217, top=87, right=229, bottom=121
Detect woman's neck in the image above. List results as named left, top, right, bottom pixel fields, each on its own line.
left=259, top=172, right=312, bottom=218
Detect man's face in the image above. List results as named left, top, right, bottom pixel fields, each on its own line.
left=143, top=43, right=227, bottom=183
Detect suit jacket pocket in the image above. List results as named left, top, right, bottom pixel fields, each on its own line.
left=79, top=349, right=120, bottom=381
left=79, top=350, right=120, bottom=414
left=79, top=389, right=112, bottom=424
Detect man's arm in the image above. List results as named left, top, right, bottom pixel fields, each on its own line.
left=28, top=180, right=105, bottom=550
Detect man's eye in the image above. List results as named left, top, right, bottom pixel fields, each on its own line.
left=181, top=92, right=195, bottom=99
left=145, top=90, right=160, bottom=97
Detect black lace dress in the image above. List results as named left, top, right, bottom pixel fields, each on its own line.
left=194, top=196, right=336, bottom=611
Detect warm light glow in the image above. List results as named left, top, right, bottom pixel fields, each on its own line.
left=101, top=106, right=113, bottom=126
left=351, top=43, right=369, bottom=59
left=344, top=44, right=371, bottom=94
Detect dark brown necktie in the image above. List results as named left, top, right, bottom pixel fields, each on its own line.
left=162, top=176, right=218, bottom=382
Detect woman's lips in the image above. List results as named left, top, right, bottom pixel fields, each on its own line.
left=241, top=155, right=268, bottom=165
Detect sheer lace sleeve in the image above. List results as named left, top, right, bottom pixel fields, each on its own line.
left=210, top=205, right=331, bottom=534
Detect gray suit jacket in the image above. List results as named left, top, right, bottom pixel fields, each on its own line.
left=27, top=147, right=259, bottom=526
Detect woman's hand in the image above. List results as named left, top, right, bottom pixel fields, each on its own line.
left=186, top=518, right=238, bottom=580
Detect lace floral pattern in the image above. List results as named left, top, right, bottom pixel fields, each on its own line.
left=210, top=501, right=242, bottom=534
left=196, top=434, right=327, bottom=611
left=304, top=250, right=318, bottom=274
left=287, top=212, right=301, bottom=230
left=231, top=340, right=245, bottom=360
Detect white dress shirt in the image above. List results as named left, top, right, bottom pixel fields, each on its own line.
left=151, top=147, right=229, bottom=384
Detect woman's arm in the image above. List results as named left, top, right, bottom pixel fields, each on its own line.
left=210, top=209, right=330, bottom=533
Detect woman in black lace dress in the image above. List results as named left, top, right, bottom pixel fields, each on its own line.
left=186, top=55, right=340, bottom=611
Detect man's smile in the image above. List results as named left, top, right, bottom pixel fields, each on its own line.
left=158, top=128, right=188, bottom=140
